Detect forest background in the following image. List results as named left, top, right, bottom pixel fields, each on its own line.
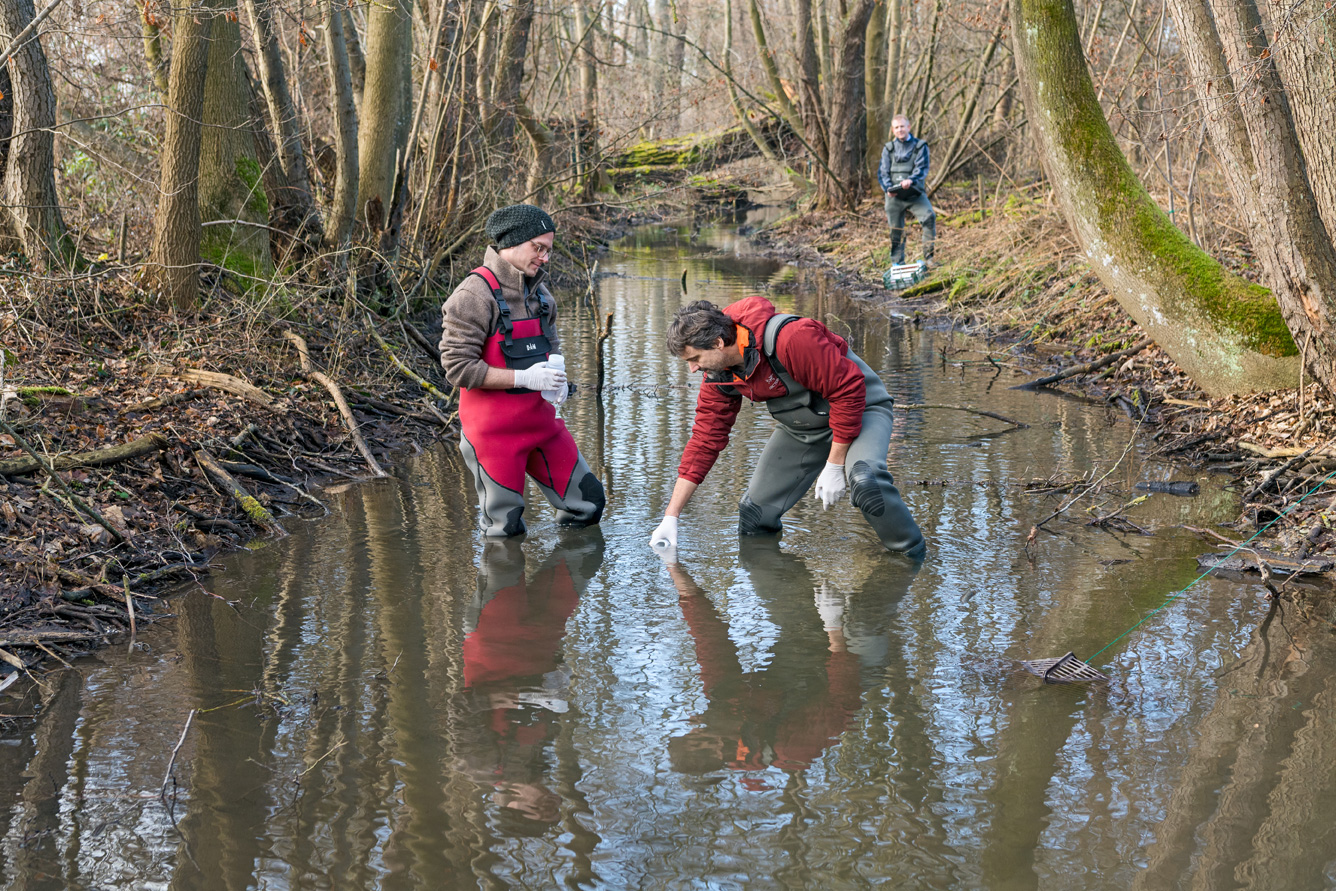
left=2, top=0, right=1336, bottom=649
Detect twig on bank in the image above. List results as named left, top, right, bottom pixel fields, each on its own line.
left=1243, top=438, right=1336, bottom=502
left=194, top=448, right=287, bottom=536
left=0, top=417, right=128, bottom=544
left=896, top=402, right=1029, bottom=429
left=364, top=316, right=452, bottom=403
left=1012, top=337, right=1153, bottom=390
left=282, top=330, right=388, bottom=478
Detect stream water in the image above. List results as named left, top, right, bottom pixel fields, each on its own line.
left=4, top=217, right=1336, bottom=890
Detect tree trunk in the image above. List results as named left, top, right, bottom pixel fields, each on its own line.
left=647, top=0, right=684, bottom=138
left=148, top=0, right=214, bottom=308
left=724, top=0, right=782, bottom=165
left=864, top=0, right=888, bottom=178
left=357, top=0, right=413, bottom=232
left=136, top=0, right=168, bottom=92
left=342, top=5, right=367, bottom=112
left=0, top=0, right=68, bottom=269
left=322, top=0, right=359, bottom=250
left=487, top=0, right=534, bottom=151
left=794, top=0, right=829, bottom=165
left=243, top=0, right=320, bottom=235
left=1011, top=0, right=1297, bottom=395
left=819, top=0, right=876, bottom=209
left=1166, top=0, right=1336, bottom=393
left=198, top=3, right=273, bottom=280
left=1260, top=0, right=1336, bottom=237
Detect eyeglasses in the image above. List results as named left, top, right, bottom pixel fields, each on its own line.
left=529, top=240, right=552, bottom=259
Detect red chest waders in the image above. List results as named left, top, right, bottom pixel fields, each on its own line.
left=457, top=267, right=604, bottom=537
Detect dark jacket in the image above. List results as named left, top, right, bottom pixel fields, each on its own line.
left=878, top=136, right=930, bottom=197
left=677, top=296, right=868, bottom=484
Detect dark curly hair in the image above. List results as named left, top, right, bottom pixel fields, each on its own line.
left=666, top=300, right=737, bottom=356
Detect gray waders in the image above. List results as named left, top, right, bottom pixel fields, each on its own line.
left=736, top=316, right=925, bottom=559
left=460, top=433, right=605, bottom=538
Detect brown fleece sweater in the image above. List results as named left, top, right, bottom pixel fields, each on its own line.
left=439, top=246, right=561, bottom=390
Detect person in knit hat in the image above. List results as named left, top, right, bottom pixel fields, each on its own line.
left=440, top=204, right=605, bottom=537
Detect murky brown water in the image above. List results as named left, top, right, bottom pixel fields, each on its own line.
left=4, top=217, right=1336, bottom=890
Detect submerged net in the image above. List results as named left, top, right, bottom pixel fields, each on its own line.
left=1020, top=652, right=1108, bottom=684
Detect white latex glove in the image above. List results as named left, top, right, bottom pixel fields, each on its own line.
left=513, top=362, right=567, bottom=392
left=650, top=515, right=679, bottom=551
left=815, top=582, right=844, bottom=631
left=549, top=381, right=569, bottom=405
left=813, top=462, right=847, bottom=509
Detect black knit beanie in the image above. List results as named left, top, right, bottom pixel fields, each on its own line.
left=485, top=204, right=556, bottom=249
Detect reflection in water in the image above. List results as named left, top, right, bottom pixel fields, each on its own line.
left=2, top=217, right=1335, bottom=889
left=457, top=533, right=605, bottom=834
left=665, top=540, right=918, bottom=787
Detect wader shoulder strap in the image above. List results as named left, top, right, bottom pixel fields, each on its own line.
left=469, top=267, right=514, bottom=346
left=761, top=313, right=802, bottom=390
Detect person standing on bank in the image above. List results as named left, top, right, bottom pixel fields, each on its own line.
left=440, top=204, right=605, bottom=537
left=878, top=114, right=936, bottom=267
left=648, top=297, right=925, bottom=559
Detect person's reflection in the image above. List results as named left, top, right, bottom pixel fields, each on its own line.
left=456, top=531, right=604, bottom=833
left=665, top=539, right=918, bottom=784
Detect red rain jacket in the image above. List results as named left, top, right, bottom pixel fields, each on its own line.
left=677, top=296, right=868, bottom=484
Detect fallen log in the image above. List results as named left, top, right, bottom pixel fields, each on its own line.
left=169, top=368, right=281, bottom=412
left=194, top=448, right=287, bottom=536
left=1197, top=550, right=1335, bottom=576
left=121, top=389, right=205, bottom=414
left=0, top=432, right=169, bottom=476
left=0, top=630, right=108, bottom=647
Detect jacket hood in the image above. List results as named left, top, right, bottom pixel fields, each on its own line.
left=723, top=295, right=780, bottom=335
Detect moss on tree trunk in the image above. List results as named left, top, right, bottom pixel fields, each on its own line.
left=1012, top=0, right=1298, bottom=396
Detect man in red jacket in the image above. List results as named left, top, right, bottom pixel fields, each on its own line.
left=649, top=297, right=924, bottom=558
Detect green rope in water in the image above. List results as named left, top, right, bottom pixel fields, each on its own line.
left=1087, top=467, right=1336, bottom=664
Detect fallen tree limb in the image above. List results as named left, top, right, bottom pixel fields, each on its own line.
left=282, top=331, right=387, bottom=478
left=400, top=320, right=442, bottom=363
left=169, top=368, right=281, bottom=412
left=121, top=389, right=205, bottom=414
left=896, top=403, right=1029, bottom=428
left=0, top=417, right=128, bottom=544
left=0, top=432, right=169, bottom=476
left=1012, top=337, right=1153, bottom=390
left=0, top=630, right=107, bottom=647
left=194, top=448, right=287, bottom=536
left=364, top=316, right=451, bottom=403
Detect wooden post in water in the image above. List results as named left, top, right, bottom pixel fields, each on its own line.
left=595, top=312, right=613, bottom=397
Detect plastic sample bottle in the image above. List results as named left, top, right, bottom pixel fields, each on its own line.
left=542, top=354, right=565, bottom=404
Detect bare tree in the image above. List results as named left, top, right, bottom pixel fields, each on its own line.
left=322, top=0, right=359, bottom=250
left=244, top=0, right=320, bottom=234
left=0, top=0, right=69, bottom=269
left=1166, top=0, right=1336, bottom=393
left=357, top=0, right=413, bottom=235
left=148, top=0, right=215, bottom=308
left=1010, top=0, right=1299, bottom=395
left=199, top=0, right=273, bottom=279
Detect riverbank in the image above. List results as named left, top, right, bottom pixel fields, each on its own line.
left=744, top=185, right=1336, bottom=607
left=0, top=213, right=630, bottom=683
